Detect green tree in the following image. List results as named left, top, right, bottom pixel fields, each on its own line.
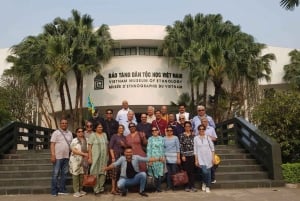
left=283, top=49, right=300, bottom=90
left=252, top=90, right=300, bottom=162
left=280, top=0, right=299, bottom=10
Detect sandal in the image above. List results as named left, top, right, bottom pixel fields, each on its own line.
left=111, top=191, right=120, bottom=195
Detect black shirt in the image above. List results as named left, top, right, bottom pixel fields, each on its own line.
left=126, top=161, right=138, bottom=178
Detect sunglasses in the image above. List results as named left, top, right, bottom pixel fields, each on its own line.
left=77, top=130, right=84, bottom=133
left=198, top=109, right=205, bottom=111
left=129, top=125, right=136, bottom=128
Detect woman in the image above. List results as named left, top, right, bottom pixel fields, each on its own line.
left=147, top=126, right=165, bottom=192
left=69, top=128, right=89, bottom=197
left=84, top=121, right=94, bottom=141
left=125, top=122, right=147, bottom=172
left=179, top=121, right=197, bottom=192
left=108, top=124, right=126, bottom=195
left=88, top=123, right=108, bottom=195
left=194, top=125, right=215, bottom=193
left=164, top=125, right=180, bottom=190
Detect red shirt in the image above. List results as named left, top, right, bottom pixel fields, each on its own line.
left=152, top=118, right=168, bottom=136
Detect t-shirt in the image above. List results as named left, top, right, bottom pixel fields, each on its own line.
left=126, top=161, right=137, bottom=178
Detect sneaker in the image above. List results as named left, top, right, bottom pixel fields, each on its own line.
left=211, top=180, right=216, bottom=184
left=191, top=187, right=198, bottom=192
left=58, top=192, right=69, bottom=195
left=73, top=192, right=82, bottom=197
left=80, top=191, right=87, bottom=196
left=51, top=194, right=57, bottom=197
left=185, top=188, right=190, bottom=192
left=205, top=187, right=211, bottom=193
left=202, top=183, right=206, bottom=191
left=139, top=191, right=149, bottom=197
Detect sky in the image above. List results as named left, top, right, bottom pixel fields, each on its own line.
left=0, top=0, right=300, bottom=49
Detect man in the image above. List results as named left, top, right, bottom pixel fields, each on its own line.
left=104, top=146, right=160, bottom=197
left=88, top=109, right=105, bottom=130
left=161, top=105, right=169, bottom=123
left=50, top=119, right=73, bottom=196
left=103, top=109, right=119, bottom=141
left=137, top=113, right=152, bottom=139
left=120, top=110, right=137, bottom=136
left=192, top=105, right=216, bottom=135
left=152, top=110, right=168, bottom=136
left=146, top=106, right=156, bottom=123
left=115, top=100, right=136, bottom=123
left=176, top=104, right=190, bottom=122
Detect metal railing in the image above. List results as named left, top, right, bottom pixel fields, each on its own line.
left=0, top=121, right=54, bottom=155
left=216, top=117, right=283, bottom=180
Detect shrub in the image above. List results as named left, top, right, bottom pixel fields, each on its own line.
left=281, top=163, right=300, bottom=183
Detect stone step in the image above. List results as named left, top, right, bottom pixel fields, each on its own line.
left=216, top=171, right=269, bottom=180
left=0, top=177, right=72, bottom=187
left=211, top=179, right=285, bottom=189
left=0, top=158, right=50, bottom=165
left=216, top=153, right=253, bottom=160
left=217, top=164, right=264, bottom=172
left=0, top=170, right=52, bottom=178
left=0, top=163, right=52, bottom=171
left=220, top=159, right=258, bottom=165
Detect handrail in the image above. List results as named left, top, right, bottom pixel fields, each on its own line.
left=0, top=121, right=54, bottom=155
left=216, top=117, right=283, bottom=180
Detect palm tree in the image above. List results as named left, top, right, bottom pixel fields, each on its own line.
left=283, top=49, right=300, bottom=89
left=280, top=0, right=299, bottom=10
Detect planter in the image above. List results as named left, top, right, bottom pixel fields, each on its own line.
left=285, top=183, right=299, bottom=188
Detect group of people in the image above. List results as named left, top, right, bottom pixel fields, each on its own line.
left=50, top=101, right=218, bottom=197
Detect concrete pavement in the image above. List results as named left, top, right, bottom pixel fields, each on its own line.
left=0, top=187, right=299, bottom=201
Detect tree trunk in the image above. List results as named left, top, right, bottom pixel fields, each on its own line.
left=203, top=78, right=208, bottom=107
left=64, top=80, right=73, bottom=122
left=43, top=78, right=58, bottom=129
left=59, top=83, right=66, bottom=118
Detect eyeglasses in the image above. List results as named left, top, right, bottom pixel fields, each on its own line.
left=106, top=112, right=112, bottom=114
left=141, top=116, right=147, bottom=118
left=129, top=125, right=136, bottom=128
left=86, top=125, right=92, bottom=128
left=167, top=129, right=173, bottom=132
left=152, top=129, right=158, bottom=131
left=198, top=129, right=205, bottom=131
left=77, top=130, right=83, bottom=133
left=198, top=109, right=205, bottom=111
left=179, top=118, right=185, bottom=120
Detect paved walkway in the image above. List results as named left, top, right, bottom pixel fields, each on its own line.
left=0, top=187, right=299, bottom=201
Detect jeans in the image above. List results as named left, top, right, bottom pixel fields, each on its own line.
left=200, top=165, right=211, bottom=188
left=117, top=172, right=147, bottom=193
left=51, top=158, right=69, bottom=195
left=166, top=163, right=178, bottom=188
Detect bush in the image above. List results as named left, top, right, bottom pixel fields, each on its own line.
left=281, top=163, right=300, bottom=183
left=252, top=90, right=300, bottom=163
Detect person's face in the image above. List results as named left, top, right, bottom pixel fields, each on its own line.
left=184, top=123, right=192, bottom=132
left=76, top=129, right=84, bottom=137
left=96, top=124, right=103, bottom=133
left=124, top=148, right=133, bottom=159
left=166, top=128, right=174, bottom=136
left=140, top=114, right=147, bottom=123
left=86, top=123, right=93, bottom=131
left=117, top=126, right=124, bottom=134
left=129, top=124, right=136, bottom=133
left=168, top=114, right=175, bottom=122
left=106, top=110, right=113, bottom=119
left=152, top=127, right=159, bottom=136
left=197, top=108, right=206, bottom=116
left=155, top=111, right=161, bottom=119
left=122, top=101, right=129, bottom=109
left=147, top=108, right=154, bottom=116
left=201, top=119, right=208, bottom=127
left=179, top=106, right=185, bottom=113
left=60, top=120, right=68, bottom=130
left=179, top=116, right=185, bottom=124
left=127, top=112, right=134, bottom=120
left=161, top=106, right=167, bottom=114
left=198, top=127, right=206, bottom=135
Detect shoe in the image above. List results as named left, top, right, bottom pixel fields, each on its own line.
left=191, top=187, right=198, bottom=192
left=111, top=191, right=120, bottom=195
left=51, top=194, right=57, bottom=197
left=205, top=187, right=211, bottom=193
left=121, top=190, right=127, bottom=196
left=211, top=179, right=216, bottom=184
left=58, top=192, right=69, bottom=195
left=139, top=191, right=149, bottom=197
left=202, top=183, right=206, bottom=191
left=80, top=191, right=87, bottom=196
left=73, top=192, right=82, bottom=197
left=185, top=188, right=190, bottom=192
left=156, top=189, right=162, bottom=193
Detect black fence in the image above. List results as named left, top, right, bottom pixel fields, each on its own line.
left=216, top=117, right=283, bottom=180
left=0, top=121, right=54, bottom=155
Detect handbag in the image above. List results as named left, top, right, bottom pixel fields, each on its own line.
left=171, top=169, right=189, bottom=186
left=214, top=154, right=221, bottom=165
left=83, top=174, right=97, bottom=187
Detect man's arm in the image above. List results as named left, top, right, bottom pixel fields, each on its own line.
left=50, top=142, right=56, bottom=164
